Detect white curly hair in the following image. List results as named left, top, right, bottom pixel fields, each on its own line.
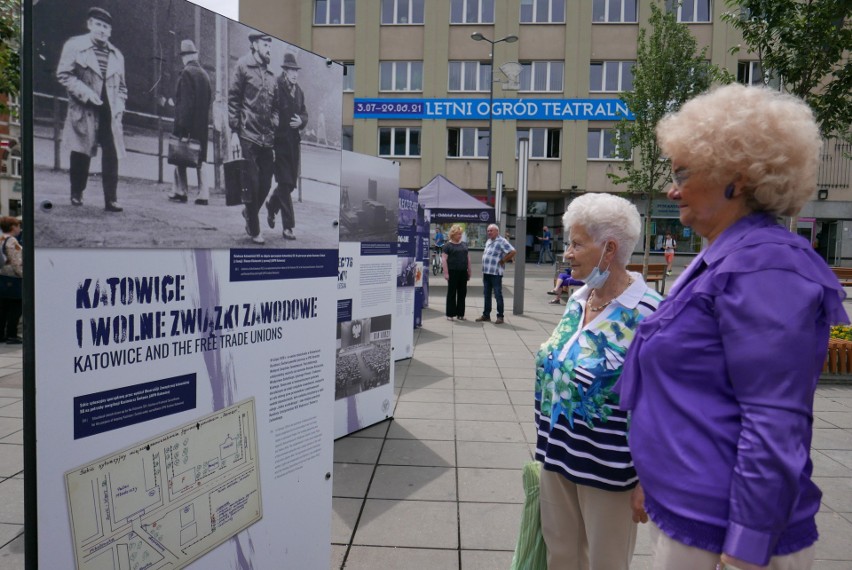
left=562, top=192, right=641, bottom=266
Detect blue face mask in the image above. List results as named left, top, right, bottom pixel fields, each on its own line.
left=583, top=247, right=611, bottom=289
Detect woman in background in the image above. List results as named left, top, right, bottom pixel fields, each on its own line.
left=662, top=231, right=676, bottom=275
left=442, top=224, right=470, bottom=321
left=546, top=260, right=584, bottom=305
left=0, top=217, right=23, bottom=344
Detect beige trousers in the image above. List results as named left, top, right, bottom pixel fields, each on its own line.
left=648, top=520, right=815, bottom=570
left=539, top=468, right=637, bottom=570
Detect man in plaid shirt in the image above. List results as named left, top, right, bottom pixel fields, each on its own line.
left=476, top=224, right=516, bottom=325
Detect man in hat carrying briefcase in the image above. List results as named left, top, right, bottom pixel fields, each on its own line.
left=228, top=32, right=277, bottom=244
left=168, top=39, right=212, bottom=205
left=266, top=52, right=308, bottom=241
left=56, top=6, right=127, bottom=212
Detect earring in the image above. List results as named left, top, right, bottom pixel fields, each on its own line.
left=724, top=183, right=735, bottom=199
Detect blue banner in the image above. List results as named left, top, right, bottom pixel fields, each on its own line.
left=354, top=98, right=632, bottom=121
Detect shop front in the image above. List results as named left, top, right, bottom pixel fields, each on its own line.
left=641, top=199, right=702, bottom=256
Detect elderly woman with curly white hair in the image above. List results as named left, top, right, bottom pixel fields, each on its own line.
left=617, top=84, right=848, bottom=570
left=534, top=192, right=662, bottom=569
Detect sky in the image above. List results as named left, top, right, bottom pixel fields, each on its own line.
left=191, top=0, right=239, bottom=20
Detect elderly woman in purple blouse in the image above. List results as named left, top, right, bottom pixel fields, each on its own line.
left=617, top=84, right=848, bottom=570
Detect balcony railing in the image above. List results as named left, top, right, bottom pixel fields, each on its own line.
left=818, top=137, right=852, bottom=190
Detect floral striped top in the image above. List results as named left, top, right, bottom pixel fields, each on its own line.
left=534, top=275, right=661, bottom=491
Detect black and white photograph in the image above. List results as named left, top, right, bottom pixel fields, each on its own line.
left=339, top=151, right=399, bottom=244
left=334, top=314, right=392, bottom=400
left=397, top=256, right=416, bottom=287
left=31, top=0, right=343, bottom=249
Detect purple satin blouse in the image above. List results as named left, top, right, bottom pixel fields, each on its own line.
left=616, top=212, right=848, bottom=566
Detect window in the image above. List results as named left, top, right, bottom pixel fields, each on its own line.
left=342, top=62, right=355, bottom=92
left=588, top=128, right=629, bottom=159
left=737, top=61, right=781, bottom=90
left=6, top=95, right=18, bottom=125
left=517, top=128, right=561, bottom=159
left=520, top=0, right=565, bottom=23
left=589, top=61, right=634, bottom=92
left=342, top=126, right=353, bottom=151
left=379, top=127, right=421, bottom=157
left=314, top=0, right=356, bottom=24
left=448, top=61, right=491, bottom=92
left=448, top=127, right=490, bottom=158
left=519, top=61, right=564, bottom=92
left=450, top=0, right=494, bottom=24
left=9, top=155, right=20, bottom=177
left=592, top=0, right=637, bottom=23
left=666, top=0, right=711, bottom=23
left=380, top=61, right=423, bottom=92
left=382, top=0, right=424, bottom=24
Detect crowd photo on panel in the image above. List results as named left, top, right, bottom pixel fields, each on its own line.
left=334, top=317, right=393, bottom=401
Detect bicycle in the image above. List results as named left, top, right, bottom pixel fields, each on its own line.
left=431, top=248, right=442, bottom=276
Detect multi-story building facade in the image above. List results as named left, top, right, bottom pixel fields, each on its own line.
left=0, top=94, right=21, bottom=218
left=240, top=0, right=851, bottom=260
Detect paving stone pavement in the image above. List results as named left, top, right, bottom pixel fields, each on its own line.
left=3, top=256, right=852, bottom=569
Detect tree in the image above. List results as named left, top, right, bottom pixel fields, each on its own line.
left=609, top=2, right=731, bottom=271
left=722, top=0, right=851, bottom=144
left=0, top=0, right=19, bottom=116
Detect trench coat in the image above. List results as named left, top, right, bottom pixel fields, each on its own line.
left=56, top=34, right=127, bottom=159
left=173, top=60, right=212, bottom=161
left=273, top=76, right=307, bottom=188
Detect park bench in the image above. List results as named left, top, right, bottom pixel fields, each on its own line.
left=626, top=263, right=668, bottom=295
left=830, top=267, right=852, bottom=287
left=552, top=262, right=668, bottom=296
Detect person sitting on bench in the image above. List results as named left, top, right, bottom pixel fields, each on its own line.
left=547, top=272, right=584, bottom=304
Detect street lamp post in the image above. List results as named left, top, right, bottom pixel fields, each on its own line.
left=471, top=32, right=517, bottom=206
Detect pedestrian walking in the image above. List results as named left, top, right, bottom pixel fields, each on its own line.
left=56, top=6, right=126, bottom=212
left=662, top=231, right=676, bottom=275
left=266, top=52, right=307, bottom=241
left=168, top=39, right=212, bottom=205
left=475, top=223, right=516, bottom=325
left=228, top=32, right=277, bottom=244
left=537, top=225, right=554, bottom=264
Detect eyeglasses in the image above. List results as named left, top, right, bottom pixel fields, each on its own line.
left=670, top=168, right=690, bottom=188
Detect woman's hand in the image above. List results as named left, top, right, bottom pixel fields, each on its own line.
left=630, top=484, right=648, bottom=523
left=720, top=553, right=766, bottom=570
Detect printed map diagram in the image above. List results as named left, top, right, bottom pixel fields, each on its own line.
left=65, top=399, right=262, bottom=570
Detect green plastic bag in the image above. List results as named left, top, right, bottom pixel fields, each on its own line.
left=509, top=461, right=548, bottom=570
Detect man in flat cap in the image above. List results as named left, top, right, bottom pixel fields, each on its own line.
left=56, top=6, right=127, bottom=212
left=228, top=32, right=277, bottom=244
left=267, top=52, right=308, bottom=241
left=168, top=39, right=212, bottom=205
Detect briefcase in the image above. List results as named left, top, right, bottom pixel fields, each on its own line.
left=224, top=144, right=251, bottom=206
left=166, top=135, right=201, bottom=168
